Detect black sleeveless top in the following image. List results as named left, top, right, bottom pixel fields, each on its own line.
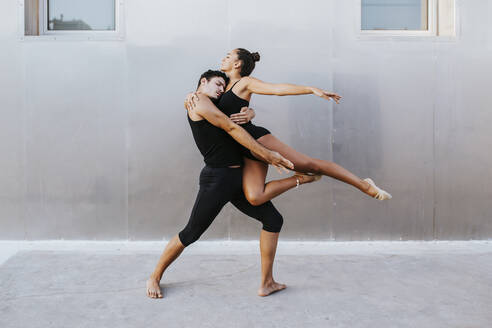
left=187, top=114, right=243, bottom=167
left=217, top=80, right=271, bottom=140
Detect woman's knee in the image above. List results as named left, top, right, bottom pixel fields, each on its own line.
left=244, top=188, right=264, bottom=206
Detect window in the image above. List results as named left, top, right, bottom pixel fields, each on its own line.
left=360, top=0, right=455, bottom=37
left=47, top=0, right=115, bottom=31
left=362, top=0, right=428, bottom=31
left=21, top=0, right=124, bottom=40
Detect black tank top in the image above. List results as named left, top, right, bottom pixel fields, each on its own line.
left=218, top=80, right=270, bottom=140
left=187, top=114, right=243, bottom=167
left=217, top=81, right=250, bottom=116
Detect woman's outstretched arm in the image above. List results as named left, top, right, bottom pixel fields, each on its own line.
left=244, top=76, right=341, bottom=103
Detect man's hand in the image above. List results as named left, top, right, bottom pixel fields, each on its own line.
left=184, top=92, right=200, bottom=111
left=264, top=150, right=294, bottom=173
left=230, top=106, right=255, bottom=124
left=311, top=87, right=342, bottom=104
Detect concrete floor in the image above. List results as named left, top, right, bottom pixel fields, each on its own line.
left=0, top=241, right=491, bottom=328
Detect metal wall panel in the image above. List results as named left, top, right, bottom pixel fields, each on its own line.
left=22, top=43, right=128, bottom=239
left=0, top=0, right=490, bottom=240
left=434, top=0, right=492, bottom=239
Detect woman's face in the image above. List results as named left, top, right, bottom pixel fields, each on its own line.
left=220, top=49, right=240, bottom=72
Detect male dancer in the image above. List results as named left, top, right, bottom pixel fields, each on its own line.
left=146, top=70, right=305, bottom=299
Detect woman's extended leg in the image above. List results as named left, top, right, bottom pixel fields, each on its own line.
left=256, top=134, right=388, bottom=198
left=242, top=157, right=319, bottom=206
left=241, top=133, right=391, bottom=205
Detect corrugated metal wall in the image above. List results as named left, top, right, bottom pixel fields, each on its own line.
left=0, top=0, right=490, bottom=240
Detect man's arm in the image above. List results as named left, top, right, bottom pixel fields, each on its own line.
left=193, top=95, right=293, bottom=171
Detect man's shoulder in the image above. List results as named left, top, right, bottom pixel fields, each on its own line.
left=194, top=93, right=213, bottom=109
left=195, top=93, right=212, bottom=103
left=195, top=95, right=220, bottom=116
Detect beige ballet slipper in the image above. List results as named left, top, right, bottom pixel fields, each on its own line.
left=364, top=178, right=392, bottom=200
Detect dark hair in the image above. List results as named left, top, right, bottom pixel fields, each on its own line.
left=236, top=48, right=260, bottom=77
left=197, top=69, right=229, bottom=90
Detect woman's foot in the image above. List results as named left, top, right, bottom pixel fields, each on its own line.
left=146, top=277, right=163, bottom=299
left=258, top=279, right=287, bottom=297
left=363, top=178, right=392, bottom=200
left=294, top=172, right=322, bottom=185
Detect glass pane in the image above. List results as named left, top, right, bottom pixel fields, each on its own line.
left=48, top=0, right=115, bottom=31
left=362, top=0, right=428, bottom=30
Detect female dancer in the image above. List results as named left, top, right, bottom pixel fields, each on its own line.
left=187, top=49, right=391, bottom=205
left=217, top=48, right=392, bottom=206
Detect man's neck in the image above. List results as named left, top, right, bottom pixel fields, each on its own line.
left=196, top=90, right=219, bottom=105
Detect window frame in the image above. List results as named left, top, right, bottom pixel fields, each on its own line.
left=19, top=0, right=125, bottom=41
left=358, top=0, right=438, bottom=37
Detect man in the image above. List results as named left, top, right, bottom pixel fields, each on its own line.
left=146, top=70, right=294, bottom=299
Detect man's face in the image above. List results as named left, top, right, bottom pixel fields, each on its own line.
left=201, top=76, right=226, bottom=99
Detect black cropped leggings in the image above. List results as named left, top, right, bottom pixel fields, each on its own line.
left=178, top=166, right=283, bottom=247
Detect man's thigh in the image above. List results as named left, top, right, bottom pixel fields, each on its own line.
left=179, top=167, right=242, bottom=246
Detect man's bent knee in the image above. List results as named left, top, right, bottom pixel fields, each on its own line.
left=178, top=229, right=201, bottom=247
left=262, top=212, right=283, bottom=233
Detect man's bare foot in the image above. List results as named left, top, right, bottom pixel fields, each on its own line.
left=258, top=280, right=287, bottom=297
left=146, top=277, right=163, bottom=299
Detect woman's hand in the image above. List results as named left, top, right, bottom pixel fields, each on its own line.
left=230, top=106, right=255, bottom=124
left=311, top=87, right=342, bottom=104
left=184, top=92, right=200, bottom=111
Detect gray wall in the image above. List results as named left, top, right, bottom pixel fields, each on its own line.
left=0, top=0, right=491, bottom=241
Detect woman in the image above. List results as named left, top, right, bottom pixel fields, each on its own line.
left=190, top=48, right=391, bottom=205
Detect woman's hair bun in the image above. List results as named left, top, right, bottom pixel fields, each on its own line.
left=251, top=52, right=261, bottom=62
